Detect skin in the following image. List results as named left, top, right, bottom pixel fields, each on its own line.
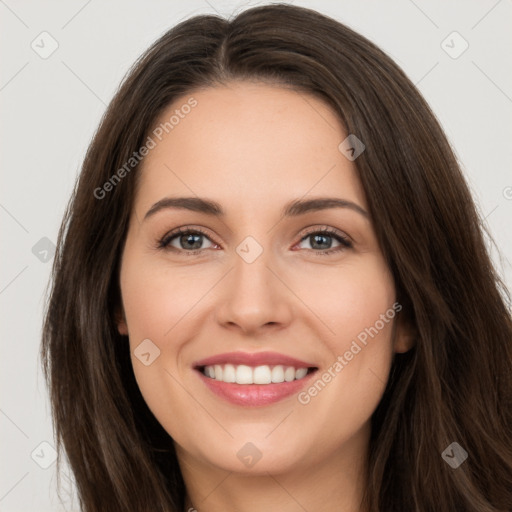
left=116, top=81, right=414, bottom=512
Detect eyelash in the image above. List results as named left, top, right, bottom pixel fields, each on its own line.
left=156, top=225, right=353, bottom=256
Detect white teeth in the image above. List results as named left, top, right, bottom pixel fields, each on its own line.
left=253, top=365, right=272, bottom=384
left=223, top=364, right=236, bottom=383
left=295, top=367, right=308, bottom=379
left=271, top=365, right=284, bottom=383
left=284, top=366, right=296, bottom=382
left=235, top=365, right=253, bottom=384
left=202, top=364, right=312, bottom=384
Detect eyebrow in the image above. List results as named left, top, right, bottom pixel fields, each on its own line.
left=143, top=196, right=369, bottom=220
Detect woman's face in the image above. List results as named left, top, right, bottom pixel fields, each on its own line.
left=117, top=81, right=412, bottom=475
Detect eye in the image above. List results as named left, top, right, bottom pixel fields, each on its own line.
left=157, top=225, right=352, bottom=256
left=295, top=226, right=352, bottom=255
left=157, top=226, right=217, bottom=255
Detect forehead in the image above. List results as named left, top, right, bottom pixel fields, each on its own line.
left=136, top=82, right=367, bottom=215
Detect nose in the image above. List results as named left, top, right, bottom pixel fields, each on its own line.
left=214, top=246, right=293, bottom=336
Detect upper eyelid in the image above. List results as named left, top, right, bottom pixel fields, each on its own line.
left=301, top=225, right=348, bottom=237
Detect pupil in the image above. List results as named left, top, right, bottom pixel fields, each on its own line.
left=311, top=234, right=331, bottom=250
left=182, top=234, right=202, bottom=250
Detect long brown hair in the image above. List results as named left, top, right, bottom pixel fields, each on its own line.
left=41, top=4, right=512, bottom=511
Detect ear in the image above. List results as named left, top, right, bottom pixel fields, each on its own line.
left=114, top=304, right=129, bottom=336
left=393, top=308, right=416, bottom=354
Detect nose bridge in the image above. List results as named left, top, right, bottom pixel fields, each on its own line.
left=233, top=239, right=272, bottom=295
left=215, top=234, right=292, bottom=332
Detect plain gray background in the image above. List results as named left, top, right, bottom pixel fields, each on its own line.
left=1, top=0, right=511, bottom=510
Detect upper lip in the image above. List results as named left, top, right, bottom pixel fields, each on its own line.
left=193, top=351, right=318, bottom=369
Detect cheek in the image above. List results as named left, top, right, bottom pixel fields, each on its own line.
left=120, top=254, right=201, bottom=343
left=303, top=255, right=396, bottom=345
left=297, top=256, right=396, bottom=429
left=298, top=255, right=396, bottom=403
left=119, top=256, right=197, bottom=426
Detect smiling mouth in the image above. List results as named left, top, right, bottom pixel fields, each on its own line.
left=196, top=364, right=318, bottom=385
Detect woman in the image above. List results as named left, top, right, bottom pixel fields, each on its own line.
left=41, top=4, right=512, bottom=511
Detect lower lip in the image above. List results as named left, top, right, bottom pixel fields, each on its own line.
left=196, top=369, right=317, bottom=406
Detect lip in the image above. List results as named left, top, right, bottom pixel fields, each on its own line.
left=196, top=369, right=318, bottom=407
left=192, top=351, right=319, bottom=407
left=193, top=351, right=317, bottom=369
